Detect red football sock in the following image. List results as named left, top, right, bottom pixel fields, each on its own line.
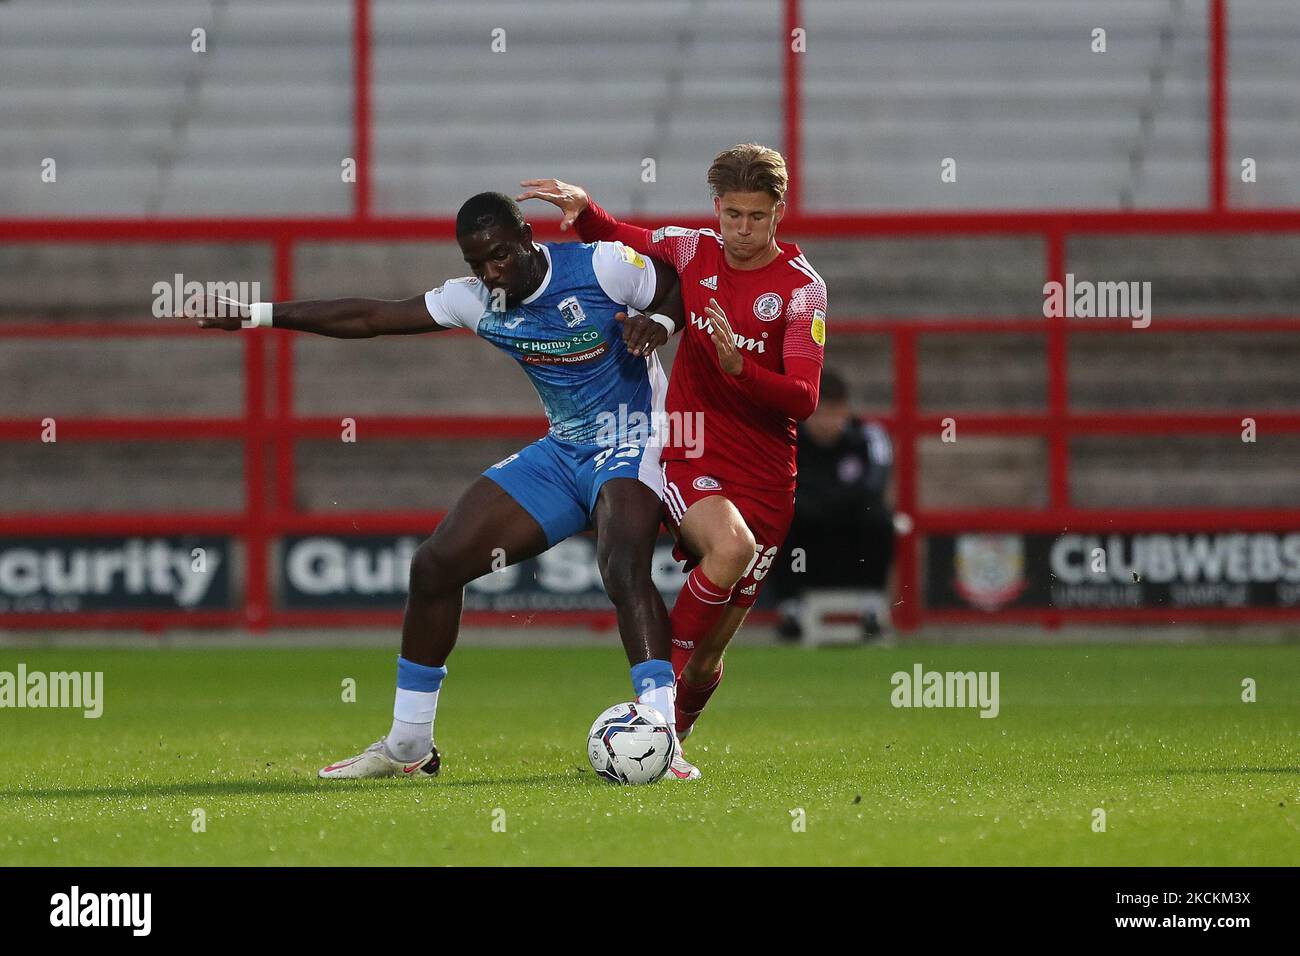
left=675, top=662, right=724, bottom=737
left=669, top=566, right=733, bottom=678
left=670, top=641, right=693, bottom=679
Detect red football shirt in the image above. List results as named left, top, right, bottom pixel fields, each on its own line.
left=576, top=202, right=828, bottom=491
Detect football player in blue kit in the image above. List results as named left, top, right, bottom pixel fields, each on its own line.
left=197, top=192, right=685, bottom=779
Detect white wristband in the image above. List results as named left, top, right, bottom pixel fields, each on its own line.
left=650, top=313, right=676, bottom=337
left=242, top=302, right=273, bottom=329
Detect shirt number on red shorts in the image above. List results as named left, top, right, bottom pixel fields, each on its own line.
left=743, top=544, right=779, bottom=581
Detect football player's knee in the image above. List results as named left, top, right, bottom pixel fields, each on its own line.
left=598, top=549, right=651, bottom=607
left=711, top=525, right=757, bottom=584
left=408, top=540, right=465, bottom=598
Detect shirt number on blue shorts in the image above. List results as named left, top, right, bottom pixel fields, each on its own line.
left=595, top=445, right=641, bottom=471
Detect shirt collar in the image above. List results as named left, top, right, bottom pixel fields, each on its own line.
left=520, top=243, right=552, bottom=305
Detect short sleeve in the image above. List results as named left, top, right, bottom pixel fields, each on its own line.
left=648, top=225, right=704, bottom=273
left=591, top=241, right=658, bottom=312
left=424, top=277, right=487, bottom=332
left=784, top=277, right=828, bottom=365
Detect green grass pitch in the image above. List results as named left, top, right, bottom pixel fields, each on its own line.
left=1, top=644, right=1296, bottom=866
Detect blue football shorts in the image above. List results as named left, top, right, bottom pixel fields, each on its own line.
left=482, top=433, right=664, bottom=547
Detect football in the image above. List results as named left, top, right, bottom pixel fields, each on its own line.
left=585, top=702, right=676, bottom=784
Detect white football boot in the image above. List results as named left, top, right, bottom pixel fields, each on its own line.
left=667, top=728, right=702, bottom=781
left=318, top=738, right=440, bottom=780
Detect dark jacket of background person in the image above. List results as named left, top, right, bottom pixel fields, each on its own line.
left=792, top=416, right=892, bottom=537
left=770, top=368, right=895, bottom=608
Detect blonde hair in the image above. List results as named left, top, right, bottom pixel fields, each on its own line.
left=706, top=143, right=788, bottom=201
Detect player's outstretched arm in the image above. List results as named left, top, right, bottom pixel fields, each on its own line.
left=195, top=295, right=443, bottom=338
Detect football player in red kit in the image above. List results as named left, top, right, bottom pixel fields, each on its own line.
left=520, top=144, right=827, bottom=779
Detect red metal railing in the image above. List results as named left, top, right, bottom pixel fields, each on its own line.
left=5, top=0, right=1300, bottom=633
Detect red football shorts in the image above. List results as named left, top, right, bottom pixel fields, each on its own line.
left=659, top=460, right=795, bottom=608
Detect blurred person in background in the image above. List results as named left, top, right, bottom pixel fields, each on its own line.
left=771, top=367, right=894, bottom=640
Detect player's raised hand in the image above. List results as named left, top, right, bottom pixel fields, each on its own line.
left=516, top=178, right=590, bottom=231
left=615, top=311, right=668, bottom=357
left=705, top=298, right=742, bottom=375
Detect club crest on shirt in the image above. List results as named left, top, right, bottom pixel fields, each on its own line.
left=558, top=296, right=587, bottom=327
left=754, top=293, right=783, bottom=321
left=693, top=476, right=721, bottom=491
